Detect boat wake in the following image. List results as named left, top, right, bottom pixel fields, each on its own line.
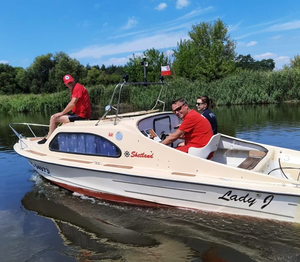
left=21, top=173, right=300, bottom=262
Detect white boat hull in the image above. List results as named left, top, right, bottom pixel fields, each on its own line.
left=27, top=157, right=300, bottom=223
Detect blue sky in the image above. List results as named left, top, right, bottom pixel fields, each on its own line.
left=1, top=0, right=299, bottom=70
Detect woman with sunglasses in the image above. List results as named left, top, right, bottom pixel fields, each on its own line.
left=161, top=97, right=213, bottom=154
left=196, top=95, right=218, bottom=134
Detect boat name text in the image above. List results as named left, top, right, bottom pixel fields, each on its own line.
left=31, top=163, right=50, bottom=175
left=218, top=190, right=274, bottom=209
left=131, top=151, right=154, bottom=158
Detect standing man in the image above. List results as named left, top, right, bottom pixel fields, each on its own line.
left=38, top=74, right=91, bottom=144
left=161, top=98, right=213, bottom=153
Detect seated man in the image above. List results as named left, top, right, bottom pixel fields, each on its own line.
left=161, top=98, right=213, bottom=153
left=38, top=74, right=91, bottom=144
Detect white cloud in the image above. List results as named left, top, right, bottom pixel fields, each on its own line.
left=276, top=56, right=290, bottom=61
left=101, top=56, right=129, bottom=66
left=176, top=0, right=190, bottom=9
left=0, top=60, right=9, bottom=64
left=165, top=49, right=174, bottom=57
left=155, top=3, right=167, bottom=11
left=254, top=52, right=277, bottom=59
left=92, top=49, right=175, bottom=67
left=274, top=56, right=290, bottom=69
left=121, top=17, right=138, bottom=30
left=236, top=20, right=300, bottom=40
left=69, top=32, right=187, bottom=60
left=267, top=21, right=300, bottom=32
left=246, top=41, right=257, bottom=47
left=228, top=21, right=242, bottom=32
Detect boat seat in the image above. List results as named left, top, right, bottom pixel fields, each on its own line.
left=188, top=133, right=221, bottom=159
left=238, top=150, right=267, bottom=170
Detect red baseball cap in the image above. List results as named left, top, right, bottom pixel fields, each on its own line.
left=63, top=74, right=74, bottom=84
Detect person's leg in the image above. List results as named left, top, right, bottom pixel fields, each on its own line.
left=38, top=115, right=70, bottom=144
left=48, top=115, right=70, bottom=137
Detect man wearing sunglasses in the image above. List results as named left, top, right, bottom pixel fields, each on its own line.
left=161, top=98, right=213, bottom=153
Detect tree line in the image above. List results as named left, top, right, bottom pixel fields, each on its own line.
left=1, top=19, right=298, bottom=96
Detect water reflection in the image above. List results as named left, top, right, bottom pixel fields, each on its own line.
left=213, top=103, right=300, bottom=138
left=22, top=177, right=259, bottom=262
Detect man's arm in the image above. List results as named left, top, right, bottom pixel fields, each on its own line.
left=63, top=97, right=78, bottom=114
left=161, top=129, right=185, bottom=145
left=54, top=97, right=79, bottom=118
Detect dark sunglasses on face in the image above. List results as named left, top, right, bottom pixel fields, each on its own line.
left=173, top=103, right=185, bottom=113
left=196, top=102, right=204, bottom=106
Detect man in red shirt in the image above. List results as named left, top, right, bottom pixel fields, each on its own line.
left=38, top=74, right=91, bottom=144
left=161, top=98, right=213, bottom=153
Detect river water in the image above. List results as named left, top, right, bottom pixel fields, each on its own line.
left=1, top=104, right=300, bottom=262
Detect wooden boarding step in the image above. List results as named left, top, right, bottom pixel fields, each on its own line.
left=238, top=151, right=266, bottom=170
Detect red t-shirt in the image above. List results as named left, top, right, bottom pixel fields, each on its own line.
left=177, top=109, right=213, bottom=153
left=71, top=83, right=91, bottom=119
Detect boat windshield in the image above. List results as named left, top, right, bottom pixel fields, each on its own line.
left=96, top=81, right=169, bottom=126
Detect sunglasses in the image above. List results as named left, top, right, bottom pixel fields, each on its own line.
left=196, top=102, right=204, bottom=106
left=173, top=103, right=186, bottom=113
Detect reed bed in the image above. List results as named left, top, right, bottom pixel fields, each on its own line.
left=1, top=69, right=300, bottom=114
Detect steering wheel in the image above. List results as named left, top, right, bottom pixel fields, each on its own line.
left=160, top=131, right=169, bottom=141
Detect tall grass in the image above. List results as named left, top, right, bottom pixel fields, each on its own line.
left=1, top=68, right=300, bottom=114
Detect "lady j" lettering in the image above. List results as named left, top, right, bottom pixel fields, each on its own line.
left=218, top=190, right=274, bottom=209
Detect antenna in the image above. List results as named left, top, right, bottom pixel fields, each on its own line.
left=140, top=55, right=148, bottom=82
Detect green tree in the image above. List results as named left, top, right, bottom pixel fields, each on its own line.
left=0, top=63, right=19, bottom=94
left=290, top=55, right=300, bottom=69
left=0, top=71, right=15, bottom=94
left=124, top=49, right=171, bottom=82
left=26, top=53, right=55, bottom=93
left=173, top=19, right=236, bottom=82
left=123, top=54, right=144, bottom=82
left=84, top=67, right=104, bottom=85
left=48, top=52, right=87, bottom=92
left=236, top=54, right=275, bottom=71
left=256, top=59, right=275, bottom=71
left=235, top=54, right=255, bottom=70
left=15, top=67, right=31, bottom=93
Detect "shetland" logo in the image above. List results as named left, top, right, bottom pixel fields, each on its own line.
left=131, top=151, right=154, bottom=158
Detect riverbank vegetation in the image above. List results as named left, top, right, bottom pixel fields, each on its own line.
left=1, top=68, right=300, bottom=115
left=1, top=19, right=300, bottom=114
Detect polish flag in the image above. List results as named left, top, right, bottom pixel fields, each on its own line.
left=161, top=65, right=171, bottom=76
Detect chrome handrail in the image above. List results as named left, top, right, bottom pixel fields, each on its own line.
left=9, top=123, right=49, bottom=139
left=96, top=81, right=169, bottom=126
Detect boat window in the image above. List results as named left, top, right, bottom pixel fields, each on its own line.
left=153, top=116, right=172, bottom=136
left=49, top=133, right=121, bottom=157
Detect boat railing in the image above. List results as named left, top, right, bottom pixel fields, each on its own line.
left=96, top=80, right=169, bottom=126
left=9, top=123, right=49, bottom=139
left=9, top=123, right=49, bottom=149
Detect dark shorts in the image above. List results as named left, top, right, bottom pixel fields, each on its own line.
left=68, top=114, right=86, bottom=122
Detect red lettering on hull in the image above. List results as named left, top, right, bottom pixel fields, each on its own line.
left=131, top=151, right=154, bottom=158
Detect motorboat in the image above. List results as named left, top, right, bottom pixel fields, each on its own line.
left=10, top=79, right=300, bottom=224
